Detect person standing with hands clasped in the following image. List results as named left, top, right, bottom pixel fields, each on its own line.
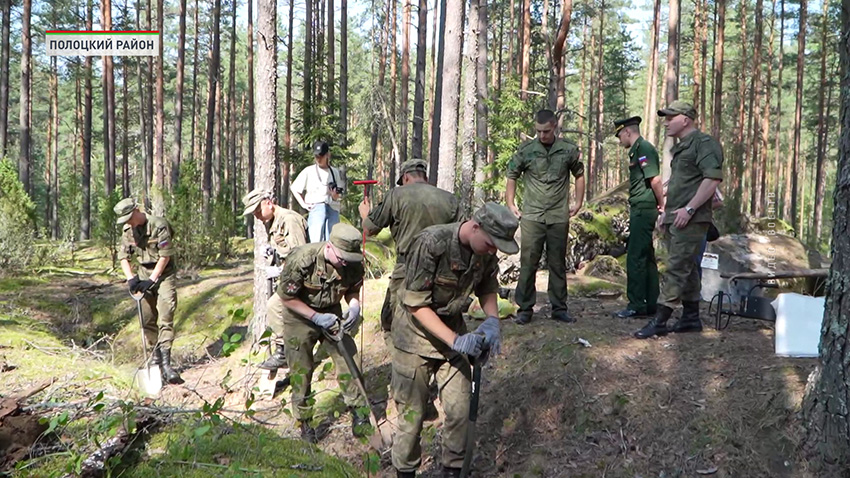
left=634, top=101, right=723, bottom=339
left=391, top=202, right=519, bottom=478
left=114, top=197, right=183, bottom=385
left=291, top=140, right=344, bottom=242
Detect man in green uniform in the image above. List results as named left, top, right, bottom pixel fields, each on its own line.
left=392, top=202, right=518, bottom=478
left=635, top=101, right=723, bottom=339
left=358, top=159, right=461, bottom=347
left=506, top=109, right=585, bottom=324
left=241, top=188, right=308, bottom=370
left=612, top=116, right=664, bottom=318
left=115, top=198, right=183, bottom=384
left=276, top=223, right=369, bottom=442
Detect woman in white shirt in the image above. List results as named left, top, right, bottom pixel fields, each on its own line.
left=291, top=141, right=343, bottom=242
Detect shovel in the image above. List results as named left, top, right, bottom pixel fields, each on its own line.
left=323, top=323, right=393, bottom=451
left=460, top=349, right=487, bottom=478
left=130, top=291, right=162, bottom=396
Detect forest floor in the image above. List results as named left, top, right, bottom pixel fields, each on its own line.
left=0, top=240, right=819, bottom=478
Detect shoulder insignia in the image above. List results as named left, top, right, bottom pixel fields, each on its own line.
left=638, top=156, right=648, bottom=168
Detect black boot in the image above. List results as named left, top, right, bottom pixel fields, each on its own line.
left=634, top=306, right=673, bottom=339
left=258, top=344, right=287, bottom=370
left=515, top=310, right=533, bottom=325
left=670, top=301, right=703, bottom=333
left=552, top=310, right=576, bottom=323
left=397, top=471, right=416, bottom=478
left=442, top=467, right=462, bottom=478
left=158, top=348, right=184, bottom=384
left=300, top=421, right=318, bottom=444
left=351, top=408, right=371, bottom=438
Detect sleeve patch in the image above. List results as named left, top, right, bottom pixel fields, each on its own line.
left=638, top=156, right=648, bottom=168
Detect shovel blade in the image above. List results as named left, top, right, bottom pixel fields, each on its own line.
left=134, top=365, right=163, bottom=396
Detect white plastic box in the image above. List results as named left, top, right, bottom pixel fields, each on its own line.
left=772, top=293, right=826, bottom=358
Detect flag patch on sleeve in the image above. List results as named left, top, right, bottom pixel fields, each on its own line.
left=638, top=156, right=648, bottom=168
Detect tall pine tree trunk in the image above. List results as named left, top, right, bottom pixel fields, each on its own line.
left=228, top=0, right=237, bottom=215
left=812, top=0, right=830, bottom=242
left=19, top=0, right=31, bottom=193
left=304, top=0, right=313, bottom=125
left=519, top=0, right=530, bottom=100
left=340, top=0, right=348, bottom=139
left=103, top=0, right=116, bottom=196
left=252, top=0, right=278, bottom=341
left=551, top=0, right=572, bottom=111
left=460, top=0, right=479, bottom=214
left=401, top=0, right=411, bottom=164
left=203, top=0, right=222, bottom=219
left=749, top=0, right=764, bottom=216
left=776, top=0, right=786, bottom=213
left=711, top=0, right=725, bottom=138
left=122, top=57, right=130, bottom=197
left=428, top=0, right=447, bottom=183
left=389, top=0, right=399, bottom=182
left=436, top=0, right=464, bottom=193
left=172, top=0, right=187, bottom=190
left=137, top=0, right=150, bottom=202
left=81, top=0, right=94, bottom=240
left=411, top=0, right=426, bottom=159
left=0, top=0, right=10, bottom=156
left=284, top=0, right=294, bottom=202
left=644, top=0, right=661, bottom=138
left=152, top=0, right=165, bottom=214
left=145, top=0, right=154, bottom=200
left=50, top=54, right=59, bottom=239
left=593, top=0, right=605, bottom=196
left=791, top=0, right=806, bottom=231
left=328, top=0, right=334, bottom=106
left=474, top=0, right=488, bottom=204
left=692, top=0, right=703, bottom=116
left=661, top=0, right=680, bottom=182
left=190, top=0, right=200, bottom=164
left=247, top=0, right=255, bottom=222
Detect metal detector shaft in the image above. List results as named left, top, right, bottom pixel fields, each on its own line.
left=460, top=355, right=484, bottom=478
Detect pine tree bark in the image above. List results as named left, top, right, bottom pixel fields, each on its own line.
left=776, top=0, right=786, bottom=212
left=81, top=0, right=94, bottom=240
left=304, top=0, right=313, bottom=124
left=699, top=0, right=708, bottom=127
left=46, top=59, right=54, bottom=238
left=593, top=0, right=605, bottom=196
left=474, top=0, right=488, bottom=204
left=228, top=0, right=237, bottom=215
left=137, top=0, right=150, bottom=202
left=644, top=0, right=661, bottom=139
left=436, top=0, right=464, bottom=193
left=692, top=0, right=703, bottom=113
left=103, top=0, right=117, bottom=196
left=203, top=0, right=222, bottom=219
left=579, top=18, right=587, bottom=135
left=0, top=0, right=10, bottom=157
left=711, top=0, right=725, bottom=139
left=50, top=54, right=59, bottom=239
left=791, top=0, right=806, bottom=230
left=551, top=0, right=573, bottom=111
left=19, top=0, right=31, bottom=193
left=661, top=0, right=680, bottom=182
left=190, top=0, right=200, bottom=165
left=401, top=0, right=411, bottom=164
left=328, top=0, right=334, bottom=105
left=758, top=5, right=776, bottom=214
left=519, top=0, right=531, bottom=100
left=389, top=0, right=399, bottom=182
left=252, top=0, right=279, bottom=341
left=749, top=0, right=764, bottom=216
left=152, top=0, right=166, bottom=214
left=428, top=0, right=447, bottom=183
left=122, top=57, right=130, bottom=197
left=145, top=0, right=154, bottom=201
left=460, top=0, right=479, bottom=214
left=507, top=0, right=515, bottom=74
left=247, top=0, right=255, bottom=210
left=812, top=0, right=830, bottom=241
left=411, top=0, right=427, bottom=159
left=172, top=0, right=187, bottom=190
left=284, top=0, right=294, bottom=182
left=340, top=0, right=348, bottom=139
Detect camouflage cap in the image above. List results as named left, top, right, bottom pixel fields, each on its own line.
left=396, top=159, right=428, bottom=185
left=613, top=116, right=641, bottom=136
left=329, top=223, right=363, bottom=263
left=473, top=202, right=519, bottom=255
left=113, top=197, right=138, bottom=225
left=658, top=100, right=697, bottom=120
left=241, top=188, right=273, bottom=216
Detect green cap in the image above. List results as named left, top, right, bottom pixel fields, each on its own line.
left=658, top=101, right=697, bottom=120
left=113, top=197, right=138, bottom=225
left=241, top=188, right=273, bottom=216
left=613, top=116, right=641, bottom=136
left=472, top=202, right=519, bottom=255
left=397, top=159, right=428, bottom=185
left=329, top=223, right=363, bottom=262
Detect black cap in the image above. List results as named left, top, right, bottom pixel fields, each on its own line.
left=613, top=116, right=641, bottom=136
left=313, top=140, right=330, bottom=157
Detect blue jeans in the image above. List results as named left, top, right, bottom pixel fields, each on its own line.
left=307, top=203, right=340, bottom=243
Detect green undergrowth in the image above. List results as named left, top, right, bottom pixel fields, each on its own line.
left=568, top=277, right=625, bottom=297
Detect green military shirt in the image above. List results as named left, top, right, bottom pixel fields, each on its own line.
left=277, top=243, right=364, bottom=314
left=394, top=223, right=500, bottom=359
left=363, top=182, right=460, bottom=264
left=506, top=138, right=584, bottom=224
left=117, top=215, right=176, bottom=275
left=663, top=130, right=724, bottom=224
left=266, top=205, right=307, bottom=259
left=628, top=136, right=661, bottom=209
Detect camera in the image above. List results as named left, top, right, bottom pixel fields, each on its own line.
left=328, top=182, right=345, bottom=196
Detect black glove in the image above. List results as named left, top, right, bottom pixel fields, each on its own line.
left=137, top=279, right=156, bottom=293
left=127, top=275, right=140, bottom=293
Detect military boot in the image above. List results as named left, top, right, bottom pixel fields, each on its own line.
left=552, top=310, right=576, bottom=323
left=157, top=348, right=184, bottom=384
left=258, top=344, right=287, bottom=370
left=351, top=408, right=370, bottom=438
left=515, top=310, right=533, bottom=325
left=300, top=421, right=318, bottom=444
left=670, top=301, right=703, bottom=333
left=442, top=467, right=462, bottom=478
left=633, top=306, right=673, bottom=339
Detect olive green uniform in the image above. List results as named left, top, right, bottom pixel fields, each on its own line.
left=506, top=138, right=584, bottom=315
left=276, top=243, right=367, bottom=420
left=626, top=136, right=661, bottom=314
left=364, top=182, right=461, bottom=338
left=265, top=205, right=308, bottom=347
left=391, top=223, right=500, bottom=472
left=658, top=130, right=723, bottom=308
left=118, top=216, right=178, bottom=350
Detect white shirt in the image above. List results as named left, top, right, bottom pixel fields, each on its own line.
left=291, top=164, right=342, bottom=211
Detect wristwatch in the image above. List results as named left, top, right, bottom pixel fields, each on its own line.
left=685, top=206, right=695, bottom=216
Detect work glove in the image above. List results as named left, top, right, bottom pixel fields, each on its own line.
left=310, top=312, right=340, bottom=330
left=475, top=316, right=502, bottom=357
left=451, top=333, right=485, bottom=358
left=264, top=265, right=283, bottom=279
left=127, top=275, right=140, bottom=293
left=136, top=279, right=157, bottom=293
left=342, top=299, right=361, bottom=333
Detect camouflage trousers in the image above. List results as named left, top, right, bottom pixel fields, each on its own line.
left=657, top=222, right=709, bottom=308
left=137, top=267, right=177, bottom=350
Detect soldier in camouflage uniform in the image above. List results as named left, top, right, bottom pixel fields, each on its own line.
left=635, top=101, right=723, bottom=339
left=392, top=202, right=518, bottom=478
left=241, top=188, right=308, bottom=370
left=506, top=109, right=585, bottom=325
left=612, top=116, right=664, bottom=319
left=276, top=223, right=369, bottom=442
left=358, top=159, right=461, bottom=348
left=114, top=198, right=183, bottom=384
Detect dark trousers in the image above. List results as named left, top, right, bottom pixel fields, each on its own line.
left=626, top=208, right=660, bottom=314
left=515, top=219, right=569, bottom=313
